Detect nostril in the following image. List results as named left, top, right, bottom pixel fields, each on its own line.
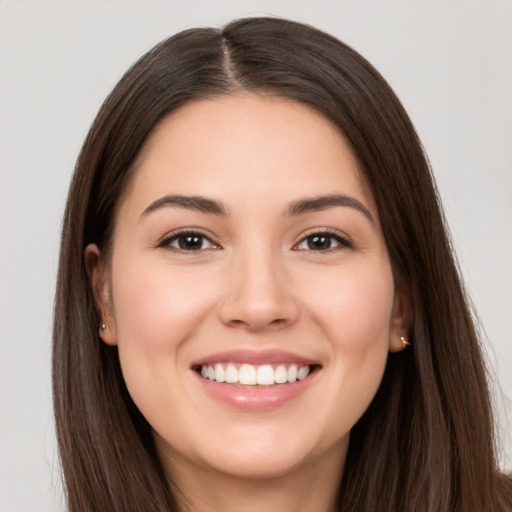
left=224, top=316, right=291, bottom=331
left=270, top=318, right=287, bottom=326
left=218, top=287, right=300, bottom=331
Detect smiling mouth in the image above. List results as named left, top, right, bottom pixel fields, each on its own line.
left=195, top=363, right=320, bottom=386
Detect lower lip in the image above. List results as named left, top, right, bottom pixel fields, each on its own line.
left=195, top=370, right=318, bottom=410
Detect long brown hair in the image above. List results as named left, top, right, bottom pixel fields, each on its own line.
left=53, top=17, right=512, bottom=511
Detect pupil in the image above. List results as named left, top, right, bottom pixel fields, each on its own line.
left=179, top=234, right=202, bottom=250
left=308, top=235, right=331, bottom=250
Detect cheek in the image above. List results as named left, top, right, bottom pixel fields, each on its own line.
left=315, top=260, right=395, bottom=350
left=109, top=253, right=219, bottom=403
left=304, top=261, right=394, bottom=425
left=109, top=254, right=227, bottom=446
left=112, top=257, right=217, bottom=348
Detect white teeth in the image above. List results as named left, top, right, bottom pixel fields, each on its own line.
left=214, top=363, right=225, bottom=383
left=274, top=365, right=288, bottom=384
left=225, top=364, right=238, bottom=383
left=199, top=363, right=311, bottom=385
left=287, top=364, right=298, bottom=383
left=256, top=365, right=275, bottom=385
left=297, top=365, right=309, bottom=380
left=239, top=364, right=257, bottom=385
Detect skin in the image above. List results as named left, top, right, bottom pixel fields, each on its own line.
left=87, top=94, right=410, bottom=512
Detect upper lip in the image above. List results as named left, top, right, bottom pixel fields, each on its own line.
left=190, top=349, right=320, bottom=368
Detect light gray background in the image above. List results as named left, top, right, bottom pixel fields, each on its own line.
left=1, top=1, right=511, bottom=511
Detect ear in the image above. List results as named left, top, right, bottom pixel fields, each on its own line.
left=389, top=282, right=413, bottom=353
left=85, top=244, right=117, bottom=346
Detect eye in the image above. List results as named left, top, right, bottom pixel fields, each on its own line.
left=294, top=231, right=351, bottom=251
left=160, top=231, right=219, bottom=252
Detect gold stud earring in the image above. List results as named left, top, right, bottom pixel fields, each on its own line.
left=400, top=336, right=410, bottom=348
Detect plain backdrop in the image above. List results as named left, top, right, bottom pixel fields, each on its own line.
left=1, top=1, right=511, bottom=511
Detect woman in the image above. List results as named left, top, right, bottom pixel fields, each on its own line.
left=53, top=16, right=512, bottom=512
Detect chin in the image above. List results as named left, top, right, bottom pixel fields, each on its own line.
left=158, top=422, right=348, bottom=483
left=211, top=447, right=308, bottom=480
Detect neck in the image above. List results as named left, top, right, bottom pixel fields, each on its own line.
left=162, top=442, right=347, bottom=512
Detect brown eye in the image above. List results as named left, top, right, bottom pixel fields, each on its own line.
left=306, top=234, right=332, bottom=250
left=163, top=232, right=218, bottom=251
left=295, top=232, right=350, bottom=251
left=177, top=234, right=204, bottom=250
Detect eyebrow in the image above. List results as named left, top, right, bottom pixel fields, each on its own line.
left=286, top=194, right=374, bottom=223
left=140, top=193, right=373, bottom=223
left=140, top=195, right=228, bottom=219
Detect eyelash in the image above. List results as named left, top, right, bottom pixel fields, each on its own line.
left=293, top=229, right=352, bottom=252
left=158, top=228, right=352, bottom=253
left=158, top=229, right=220, bottom=252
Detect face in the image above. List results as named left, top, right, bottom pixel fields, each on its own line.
left=87, top=94, right=408, bottom=484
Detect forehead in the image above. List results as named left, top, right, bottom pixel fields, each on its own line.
left=120, top=94, right=376, bottom=218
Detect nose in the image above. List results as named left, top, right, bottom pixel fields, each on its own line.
left=218, top=248, right=299, bottom=332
